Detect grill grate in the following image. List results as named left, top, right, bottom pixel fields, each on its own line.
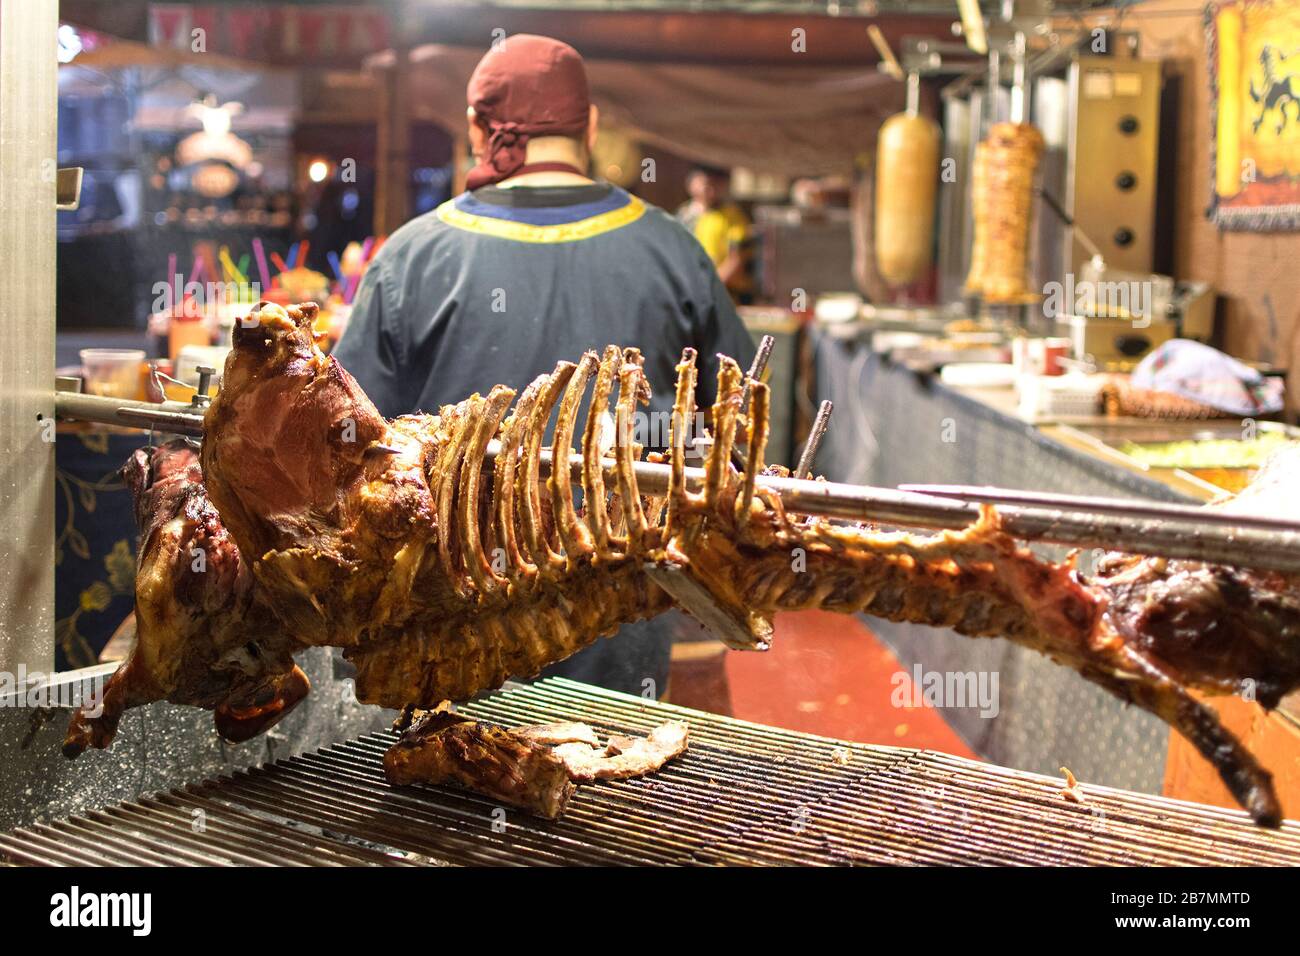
left=5, top=678, right=1299, bottom=866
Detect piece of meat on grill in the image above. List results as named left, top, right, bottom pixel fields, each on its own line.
left=512, top=722, right=602, bottom=748
left=385, top=714, right=689, bottom=816
left=65, top=300, right=1300, bottom=825
left=552, top=722, right=689, bottom=783
left=384, top=711, right=576, bottom=820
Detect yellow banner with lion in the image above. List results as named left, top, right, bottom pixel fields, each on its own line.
left=1208, top=0, right=1300, bottom=230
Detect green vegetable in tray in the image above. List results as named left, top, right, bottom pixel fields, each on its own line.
left=1118, top=431, right=1296, bottom=469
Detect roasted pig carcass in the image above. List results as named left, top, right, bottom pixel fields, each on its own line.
left=964, top=121, right=1044, bottom=304
left=67, top=302, right=1300, bottom=825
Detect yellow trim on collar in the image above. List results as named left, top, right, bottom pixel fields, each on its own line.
left=436, top=195, right=645, bottom=243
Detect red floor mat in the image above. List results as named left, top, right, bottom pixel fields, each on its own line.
left=724, top=609, right=978, bottom=759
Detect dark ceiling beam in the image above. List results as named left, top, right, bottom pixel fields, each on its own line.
left=61, top=1, right=149, bottom=39
left=407, top=8, right=959, bottom=66
left=61, top=1, right=962, bottom=69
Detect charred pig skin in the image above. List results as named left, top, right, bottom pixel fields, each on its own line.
left=64, top=440, right=309, bottom=757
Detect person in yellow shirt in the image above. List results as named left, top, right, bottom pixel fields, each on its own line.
left=676, top=168, right=754, bottom=303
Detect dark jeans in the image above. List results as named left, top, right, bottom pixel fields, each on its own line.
left=537, top=610, right=692, bottom=700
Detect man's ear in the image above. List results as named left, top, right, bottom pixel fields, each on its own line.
left=586, top=103, right=600, bottom=152
left=467, top=107, right=486, bottom=157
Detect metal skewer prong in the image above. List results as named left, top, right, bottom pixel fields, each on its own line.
left=731, top=334, right=775, bottom=469
left=794, top=400, right=833, bottom=479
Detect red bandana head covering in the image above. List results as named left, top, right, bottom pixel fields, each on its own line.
left=465, top=34, right=592, bottom=190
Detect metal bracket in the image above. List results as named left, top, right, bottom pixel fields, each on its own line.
left=55, top=167, right=83, bottom=211
left=642, top=560, right=772, bottom=652
left=190, top=366, right=216, bottom=408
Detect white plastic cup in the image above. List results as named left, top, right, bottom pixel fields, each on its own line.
left=81, top=349, right=145, bottom=399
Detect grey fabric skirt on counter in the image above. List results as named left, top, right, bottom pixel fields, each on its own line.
left=811, top=331, right=1197, bottom=799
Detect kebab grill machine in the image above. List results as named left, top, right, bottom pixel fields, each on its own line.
left=857, top=1, right=1216, bottom=372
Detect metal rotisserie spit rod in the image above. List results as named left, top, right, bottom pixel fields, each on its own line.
left=54, top=392, right=207, bottom=436
left=53, top=391, right=1300, bottom=574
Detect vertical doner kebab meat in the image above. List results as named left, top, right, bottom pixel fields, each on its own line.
left=965, top=121, right=1045, bottom=303
left=66, top=302, right=1300, bottom=825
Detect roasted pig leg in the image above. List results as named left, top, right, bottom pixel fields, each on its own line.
left=67, top=301, right=1300, bottom=825
left=64, top=440, right=308, bottom=757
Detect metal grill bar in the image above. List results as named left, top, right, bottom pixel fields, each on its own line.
left=4, top=679, right=1298, bottom=866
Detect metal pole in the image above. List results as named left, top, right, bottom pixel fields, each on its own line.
left=55, top=393, right=205, bottom=437
left=986, top=47, right=1001, bottom=128
left=1, top=0, right=59, bottom=675
left=905, top=71, right=921, bottom=116
left=552, top=451, right=1300, bottom=574
left=1009, top=31, right=1028, bottom=124
left=55, top=392, right=1300, bottom=574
